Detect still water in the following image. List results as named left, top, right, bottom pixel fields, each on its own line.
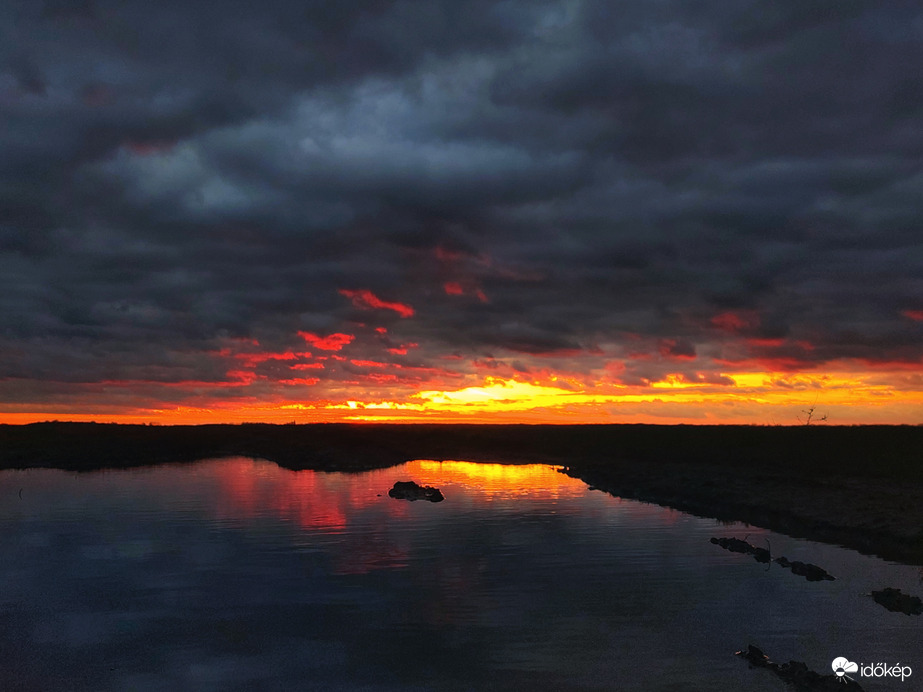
left=1, top=458, right=920, bottom=691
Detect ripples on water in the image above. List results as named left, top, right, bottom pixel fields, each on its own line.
left=1, top=458, right=920, bottom=691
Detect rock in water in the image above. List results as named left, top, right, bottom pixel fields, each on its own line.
left=710, top=536, right=771, bottom=564
left=712, top=537, right=835, bottom=580
left=388, top=480, right=444, bottom=502
left=735, top=645, right=864, bottom=690
left=736, top=644, right=771, bottom=667
left=789, top=560, right=835, bottom=581
left=870, top=587, right=923, bottom=615
left=774, top=558, right=835, bottom=581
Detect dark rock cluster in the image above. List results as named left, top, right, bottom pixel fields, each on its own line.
left=870, top=587, right=923, bottom=615
left=736, top=645, right=864, bottom=690
left=388, top=480, right=444, bottom=502
left=710, top=536, right=770, bottom=563
left=774, top=556, right=836, bottom=582
left=711, top=536, right=835, bottom=581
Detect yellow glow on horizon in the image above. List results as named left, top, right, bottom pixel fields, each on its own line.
left=650, top=375, right=712, bottom=389
left=727, top=372, right=862, bottom=389
left=415, top=377, right=602, bottom=406
left=2, top=368, right=921, bottom=426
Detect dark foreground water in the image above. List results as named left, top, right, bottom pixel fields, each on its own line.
left=1, top=458, right=920, bottom=691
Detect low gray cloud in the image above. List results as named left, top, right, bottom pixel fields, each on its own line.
left=1, top=0, right=921, bottom=412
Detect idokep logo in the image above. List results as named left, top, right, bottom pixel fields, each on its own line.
left=833, top=657, right=913, bottom=683
left=831, top=658, right=858, bottom=681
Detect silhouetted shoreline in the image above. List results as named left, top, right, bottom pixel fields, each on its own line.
left=2, top=422, right=921, bottom=564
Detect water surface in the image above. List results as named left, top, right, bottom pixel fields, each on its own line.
left=1, top=458, right=920, bottom=690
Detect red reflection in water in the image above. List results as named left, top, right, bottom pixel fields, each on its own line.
left=98, top=458, right=594, bottom=575
left=210, top=457, right=351, bottom=533
left=200, top=457, right=595, bottom=574
left=208, top=458, right=589, bottom=530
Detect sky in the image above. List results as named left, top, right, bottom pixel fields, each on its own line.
left=1, top=0, right=921, bottom=425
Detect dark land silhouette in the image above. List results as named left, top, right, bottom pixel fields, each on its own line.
left=2, top=422, right=921, bottom=563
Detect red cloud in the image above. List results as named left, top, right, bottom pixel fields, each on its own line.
left=443, top=281, right=488, bottom=303
left=387, top=342, right=418, bottom=355
left=276, top=377, right=320, bottom=386
left=339, top=289, right=414, bottom=318
left=657, top=339, right=696, bottom=360
left=234, top=350, right=312, bottom=367
left=711, top=310, right=760, bottom=333
left=746, top=337, right=786, bottom=348
left=297, top=331, right=355, bottom=351
left=366, top=373, right=399, bottom=383
left=902, top=310, right=923, bottom=321
left=435, top=246, right=471, bottom=262
left=225, top=370, right=259, bottom=385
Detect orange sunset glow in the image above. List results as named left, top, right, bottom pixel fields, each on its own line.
left=2, top=328, right=920, bottom=425
left=3, top=0, right=922, bottom=429
left=6, top=5, right=923, bottom=692
left=1, top=295, right=921, bottom=426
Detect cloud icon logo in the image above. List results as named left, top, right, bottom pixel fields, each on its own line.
left=832, top=657, right=859, bottom=678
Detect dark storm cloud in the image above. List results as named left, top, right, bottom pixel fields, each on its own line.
left=1, top=0, right=921, bottom=398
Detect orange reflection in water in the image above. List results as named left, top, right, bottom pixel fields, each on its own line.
left=198, top=457, right=587, bottom=576
left=211, top=457, right=586, bottom=519
left=209, top=458, right=587, bottom=524
left=395, top=460, right=587, bottom=502
left=200, top=457, right=593, bottom=574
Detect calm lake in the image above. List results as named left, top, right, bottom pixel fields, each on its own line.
left=1, top=458, right=920, bottom=691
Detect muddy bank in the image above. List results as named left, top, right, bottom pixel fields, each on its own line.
left=2, top=422, right=921, bottom=563
left=563, top=458, right=923, bottom=565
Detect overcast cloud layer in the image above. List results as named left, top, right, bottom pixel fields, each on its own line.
left=1, top=0, right=921, bottom=420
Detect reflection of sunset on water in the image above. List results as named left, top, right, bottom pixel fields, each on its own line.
left=56, top=456, right=746, bottom=578
left=210, top=457, right=351, bottom=533
left=5, top=458, right=920, bottom=690
left=194, top=457, right=595, bottom=576
left=207, top=457, right=589, bottom=527
left=392, top=460, right=586, bottom=502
